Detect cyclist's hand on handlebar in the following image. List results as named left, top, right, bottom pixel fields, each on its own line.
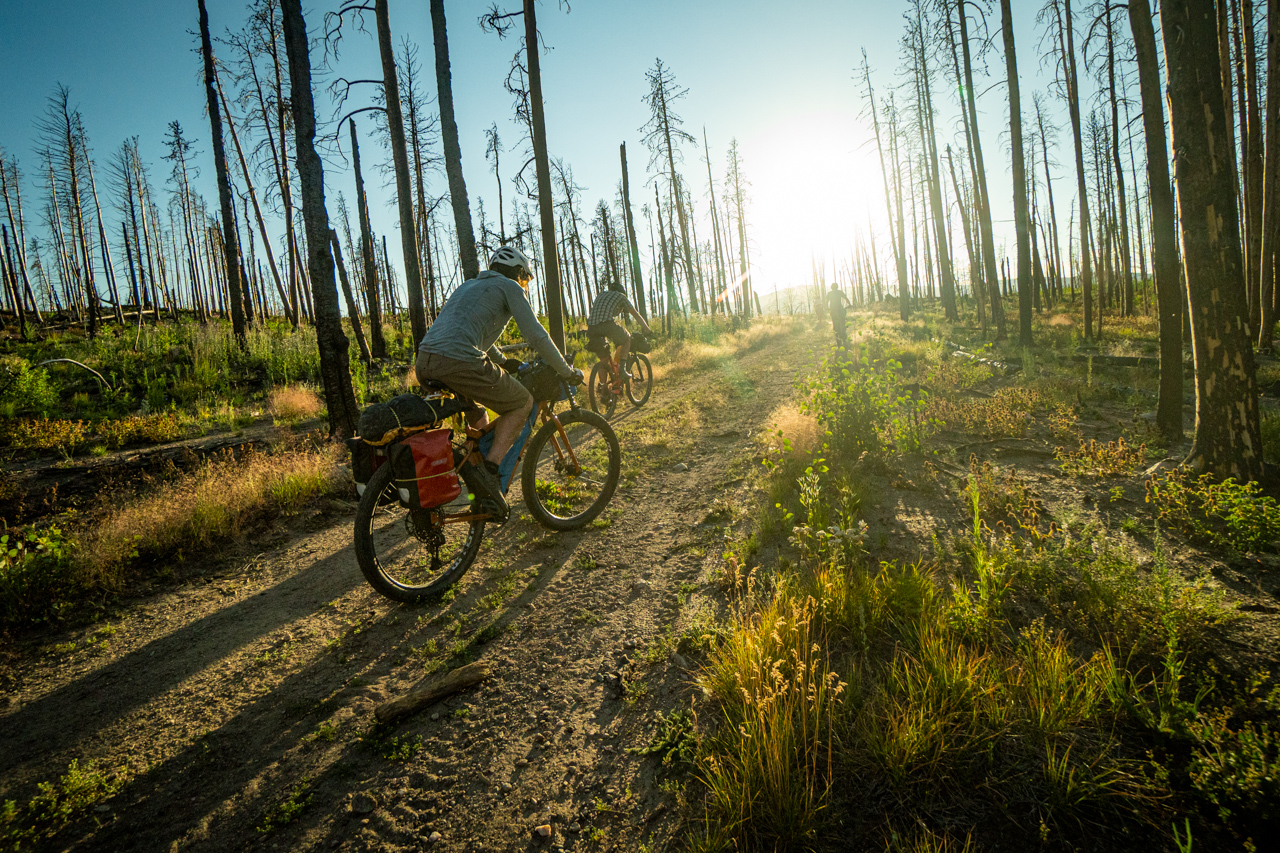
left=567, top=368, right=585, bottom=386
left=501, top=358, right=524, bottom=375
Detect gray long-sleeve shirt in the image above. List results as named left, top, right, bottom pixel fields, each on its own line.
left=418, top=270, right=574, bottom=376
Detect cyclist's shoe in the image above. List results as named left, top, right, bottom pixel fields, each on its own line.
left=465, top=460, right=510, bottom=524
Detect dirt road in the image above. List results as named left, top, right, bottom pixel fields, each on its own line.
left=0, top=324, right=816, bottom=852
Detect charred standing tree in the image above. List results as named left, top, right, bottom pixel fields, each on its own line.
left=215, top=73, right=288, bottom=327
left=1129, top=0, right=1183, bottom=440
left=349, top=120, right=386, bottom=358
left=1000, top=0, right=1033, bottom=346
left=524, top=0, right=567, bottom=348
left=642, top=59, right=702, bottom=314
left=375, top=0, right=427, bottom=347
left=725, top=139, right=752, bottom=319
left=907, top=2, right=959, bottom=321
left=1159, top=0, right=1262, bottom=480
left=1041, top=0, right=1095, bottom=339
left=1241, top=0, right=1265, bottom=332
left=330, top=229, right=371, bottom=363
left=620, top=142, right=647, bottom=317
left=198, top=0, right=247, bottom=346
left=430, top=0, right=479, bottom=283
left=957, top=0, right=1005, bottom=337
left=1260, top=0, right=1280, bottom=350
left=862, top=54, right=910, bottom=323
left=280, top=0, right=358, bottom=437
left=702, top=130, right=729, bottom=315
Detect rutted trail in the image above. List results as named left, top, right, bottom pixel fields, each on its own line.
left=0, top=325, right=817, bottom=853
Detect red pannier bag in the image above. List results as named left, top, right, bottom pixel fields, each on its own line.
left=388, top=428, right=462, bottom=510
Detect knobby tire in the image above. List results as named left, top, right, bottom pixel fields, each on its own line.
left=353, top=462, right=485, bottom=602
left=521, top=408, right=621, bottom=530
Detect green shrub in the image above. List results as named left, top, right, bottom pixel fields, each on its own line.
left=1, top=759, right=119, bottom=850
left=1146, top=468, right=1280, bottom=552
left=1, top=418, right=90, bottom=454
left=0, top=361, right=59, bottom=417
left=0, top=526, right=79, bottom=627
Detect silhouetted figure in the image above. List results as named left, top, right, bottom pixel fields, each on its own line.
left=826, top=283, right=851, bottom=350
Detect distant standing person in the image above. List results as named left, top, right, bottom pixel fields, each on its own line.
left=826, top=282, right=851, bottom=350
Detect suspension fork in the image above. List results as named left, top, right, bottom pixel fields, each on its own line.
left=538, top=402, right=584, bottom=472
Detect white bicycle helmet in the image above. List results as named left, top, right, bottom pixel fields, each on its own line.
left=488, top=244, right=533, bottom=278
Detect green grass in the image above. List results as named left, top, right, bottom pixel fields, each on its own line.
left=689, top=306, right=1273, bottom=851
left=256, top=779, right=312, bottom=833
left=1, top=759, right=120, bottom=849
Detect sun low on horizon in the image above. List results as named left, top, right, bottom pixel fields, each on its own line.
left=739, top=109, right=885, bottom=293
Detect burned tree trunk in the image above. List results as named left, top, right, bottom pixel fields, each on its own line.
left=621, top=142, right=647, bottom=318
left=1129, top=0, right=1183, bottom=441
left=525, top=0, right=567, bottom=349
left=957, top=0, right=1005, bottom=337
left=280, top=0, right=359, bottom=437
left=330, top=229, right=371, bottom=363
left=1000, top=0, right=1033, bottom=346
left=1159, top=0, right=1262, bottom=479
left=377, top=0, right=427, bottom=347
left=349, top=120, right=386, bottom=359
left=1260, top=0, right=1280, bottom=351
left=430, top=0, right=479, bottom=287
left=199, top=0, right=247, bottom=346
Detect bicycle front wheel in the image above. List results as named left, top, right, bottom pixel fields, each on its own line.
left=521, top=408, right=621, bottom=530
left=625, top=353, right=653, bottom=407
left=587, top=361, right=618, bottom=419
left=354, top=462, right=485, bottom=602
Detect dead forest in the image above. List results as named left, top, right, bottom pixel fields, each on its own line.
left=4, top=0, right=1280, bottom=851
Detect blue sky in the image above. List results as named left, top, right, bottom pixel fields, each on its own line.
left=0, top=0, right=1096, bottom=305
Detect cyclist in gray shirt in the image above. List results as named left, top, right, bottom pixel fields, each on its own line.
left=416, top=245, right=582, bottom=517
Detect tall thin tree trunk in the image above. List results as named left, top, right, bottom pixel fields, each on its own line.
left=281, top=0, right=359, bottom=436
left=430, top=0, right=479, bottom=287
left=349, top=120, right=386, bottom=358
left=1258, top=0, right=1279, bottom=350
left=331, top=229, right=371, bottom=363
left=1159, top=0, right=1262, bottom=479
left=377, top=0, right=427, bottom=347
left=958, top=0, right=1005, bottom=337
left=620, top=142, right=646, bottom=318
left=1055, top=0, right=1095, bottom=339
left=1001, top=0, right=1033, bottom=346
left=524, top=0, right=566, bottom=349
left=199, top=0, right=247, bottom=346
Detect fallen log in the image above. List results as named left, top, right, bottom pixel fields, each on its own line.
left=374, top=660, right=490, bottom=725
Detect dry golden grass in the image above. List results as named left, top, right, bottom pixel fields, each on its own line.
left=649, top=317, right=799, bottom=382
left=82, top=442, right=348, bottom=585
left=763, top=402, right=821, bottom=461
left=267, top=385, right=322, bottom=422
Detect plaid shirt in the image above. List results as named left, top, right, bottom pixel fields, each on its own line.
left=587, top=289, right=632, bottom=326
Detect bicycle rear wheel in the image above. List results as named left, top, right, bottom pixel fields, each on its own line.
left=353, top=462, right=485, bottom=602
left=587, top=361, right=618, bottom=419
left=625, top=353, right=653, bottom=407
left=521, top=408, right=621, bottom=530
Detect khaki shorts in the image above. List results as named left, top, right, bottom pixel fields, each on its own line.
left=415, top=351, right=532, bottom=415
left=588, top=320, right=629, bottom=347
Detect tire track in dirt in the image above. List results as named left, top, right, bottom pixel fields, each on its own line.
left=0, top=322, right=819, bottom=852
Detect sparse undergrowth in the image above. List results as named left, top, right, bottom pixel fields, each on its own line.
left=686, top=312, right=1280, bottom=852
left=0, top=438, right=349, bottom=630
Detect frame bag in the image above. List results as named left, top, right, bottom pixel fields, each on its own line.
left=388, top=428, right=462, bottom=510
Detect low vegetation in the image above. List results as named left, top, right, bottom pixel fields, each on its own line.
left=684, top=309, right=1280, bottom=852
left=1, top=440, right=349, bottom=629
